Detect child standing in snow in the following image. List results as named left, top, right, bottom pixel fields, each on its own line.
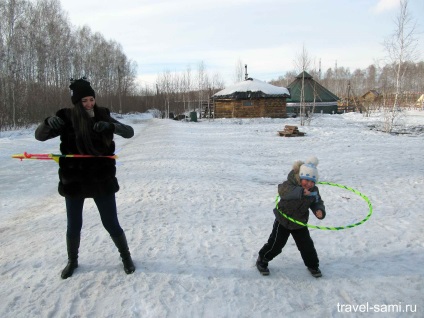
left=35, top=77, right=135, bottom=279
left=256, top=157, right=326, bottom=277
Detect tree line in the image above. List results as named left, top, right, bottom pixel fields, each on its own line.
left=0, top=0, right=138, bottom=130
left=149, top=58, right=424, bottom=120
left=270, top=61, right=424, bottom=101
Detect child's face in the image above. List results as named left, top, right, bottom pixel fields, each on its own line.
left=300, top=179, right=315, bottom=190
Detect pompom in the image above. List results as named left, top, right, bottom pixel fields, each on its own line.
left=305, top=156, right=319, bottom=167
left=292, top=160, right=304, bottom=173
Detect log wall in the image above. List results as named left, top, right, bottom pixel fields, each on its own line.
left=214, top=98, right=287, bottom=118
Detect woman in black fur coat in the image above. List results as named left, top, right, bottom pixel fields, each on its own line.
left=35, top=77, right=135, bottom=279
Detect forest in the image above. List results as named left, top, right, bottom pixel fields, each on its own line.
left=1, top=0, right=423, bottom=130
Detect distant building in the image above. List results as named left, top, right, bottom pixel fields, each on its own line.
left=362, top=90, right=381, bottom=102
left=286, top=71, right=339, bottom=114
left=416, top=94, right=424, bottom=108
left=212, top=78, right=290, bottom=118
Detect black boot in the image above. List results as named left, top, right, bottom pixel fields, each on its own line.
left=61, top=235, right=80, bottom=279
left=111, top=232, right=135, bottom=274
left=308, top=267, right=322, bottom=278
left=256, top=255, right=270, bottom=276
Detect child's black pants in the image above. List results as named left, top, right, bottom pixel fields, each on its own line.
left=259, top=219, right=319, bottom=269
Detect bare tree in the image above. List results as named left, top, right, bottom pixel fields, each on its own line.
left=0, top=0, right=28, bottom=128
left=157, top=70, right=174, bottom=118
left=182, top=65, right=192, bottom=116
left=366, top=64, right=378, bottom=91
left=383, top=0, right=418, bottom=132
left=196, top=61, right=207, bottom=117
left=207, top=72, right=224, bottom=119
left=196, top=61, right=204, bottom=114
left=293, top=45, right=312, bottom=126
left=233, top=58, right=244, bottom=83
left=234, top=58, right=245, bottom=83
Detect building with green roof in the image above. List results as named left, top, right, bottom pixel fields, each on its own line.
left=286, top=71, right=339, bottom=114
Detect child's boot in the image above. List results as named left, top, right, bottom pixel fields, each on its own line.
left=308, top=267, right=322, bottom=277
left=256, top=255, right=270, bottom=275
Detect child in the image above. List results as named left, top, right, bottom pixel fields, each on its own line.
left=256, top=157, right=326, bottom=277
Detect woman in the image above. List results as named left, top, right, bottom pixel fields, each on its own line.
left=35, top=77, right=135, bottom=279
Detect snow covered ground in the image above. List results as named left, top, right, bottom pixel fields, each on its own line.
left=1, top=110, right=423, bottom=317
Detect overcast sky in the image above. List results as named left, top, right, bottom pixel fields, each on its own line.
left=59, top=0, right=424, bottom=87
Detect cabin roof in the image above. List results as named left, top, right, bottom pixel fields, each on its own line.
left=213, top=78, right=290, bottom=99
left=286, top=71, right=339, bottom=103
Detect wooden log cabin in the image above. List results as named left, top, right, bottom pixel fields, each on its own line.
left=212, top=78, right=290, bottom=118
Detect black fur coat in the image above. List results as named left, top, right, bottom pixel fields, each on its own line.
left=35, top=106, right=132, bottom=198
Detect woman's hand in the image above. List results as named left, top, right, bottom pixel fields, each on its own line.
left=93, top=121, right=113, bottom=132
left=47, top=116, right=64, bottom=130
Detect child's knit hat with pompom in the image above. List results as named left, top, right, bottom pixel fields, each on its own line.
left=299, top=156, right=319, bottom=183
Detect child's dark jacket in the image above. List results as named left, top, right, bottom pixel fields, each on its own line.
left=274, top=167, right=326, bottom=230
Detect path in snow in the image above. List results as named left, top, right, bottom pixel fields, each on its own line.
left=1, top=114, right=423, bottom=317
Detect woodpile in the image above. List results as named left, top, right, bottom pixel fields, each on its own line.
left=278, top=125, right=305, bottom=137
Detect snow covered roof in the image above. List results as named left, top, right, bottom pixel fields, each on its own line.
left=213, top=78, right=290, bottom=99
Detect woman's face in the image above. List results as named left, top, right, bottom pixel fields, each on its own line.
left=81, top=96, right=95, bottom=110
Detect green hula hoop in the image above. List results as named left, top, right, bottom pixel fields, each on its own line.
left=275, top=181, right=373, bottom=230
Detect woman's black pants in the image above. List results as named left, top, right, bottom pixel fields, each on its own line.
left=65, top=194, right=124, bottom=238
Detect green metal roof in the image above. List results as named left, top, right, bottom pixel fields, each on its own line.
left=286, top=71, right=339, bottom=103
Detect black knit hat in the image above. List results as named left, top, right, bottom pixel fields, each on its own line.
left=69, top=77, right=95, bottom=104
